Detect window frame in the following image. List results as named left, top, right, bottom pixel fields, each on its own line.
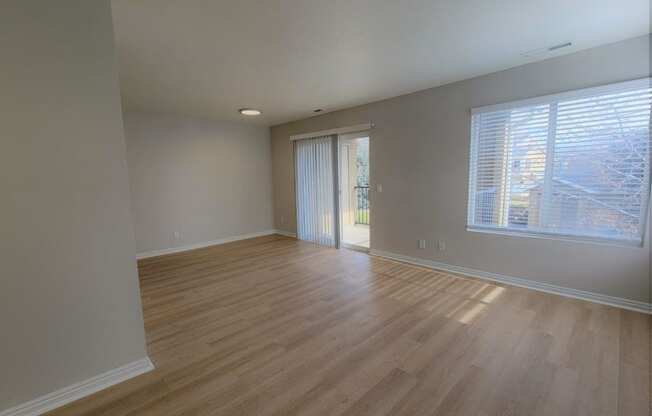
left=466, top=77, right=652, bottom=247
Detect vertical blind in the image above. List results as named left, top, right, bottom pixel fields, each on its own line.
left=295, top=135, right=337, bottom=247
left=468, top=78, right=651, bottom=244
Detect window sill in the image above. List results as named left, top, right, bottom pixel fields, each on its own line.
left=466, top=225, right=643, bottom=248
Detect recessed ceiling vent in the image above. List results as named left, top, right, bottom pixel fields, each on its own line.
left=521, top=42, right=572, bottom=58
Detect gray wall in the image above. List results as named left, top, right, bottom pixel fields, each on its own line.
left=124, top=112, right=274, bottom=254
left=271, top=35, right=651, bottom=303
left=0, top=0, right=148, bottom=411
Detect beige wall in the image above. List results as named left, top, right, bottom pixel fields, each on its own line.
left=0, top=0, right=148, bottom=411
left=272, top=35, right=651, bottom=303
left=124, top=112, right=274, bottom=254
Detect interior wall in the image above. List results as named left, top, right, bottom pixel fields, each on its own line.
left=0, top=0, right=148, bottom=411
left=124, top=112, right=274, bottom=254
left=271, top=34, right=652, bottom=303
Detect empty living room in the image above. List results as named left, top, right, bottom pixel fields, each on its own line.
left=2, top=1, right=651, bottom=415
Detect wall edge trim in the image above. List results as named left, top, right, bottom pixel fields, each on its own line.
left=0, top=357, right=154, bottom=416
left=369, top=249, right=651, bottom=314
left=136, top=230, right=295, bottom=259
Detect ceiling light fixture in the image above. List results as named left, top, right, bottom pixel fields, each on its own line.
left=239, top=108, right=262, bottom=116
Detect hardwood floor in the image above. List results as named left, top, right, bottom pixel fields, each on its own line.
left=47, top=234, right=650, bottom=416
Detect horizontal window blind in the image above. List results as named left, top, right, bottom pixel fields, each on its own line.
left=468, top=78, right=651, bottom=244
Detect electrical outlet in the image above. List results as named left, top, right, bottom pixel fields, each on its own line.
left=173, top=231, right=181, bottom=240
left=418, top=239, right=426, bottom=249
left=376, top=184, right=383, bottom=193
left=437, top=240, right=446, bottom=251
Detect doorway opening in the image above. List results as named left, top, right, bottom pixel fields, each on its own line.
left=339, top=133, right=370, bottom=250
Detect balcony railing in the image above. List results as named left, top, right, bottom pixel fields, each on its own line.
left=354, top=186, right=369, bottom=225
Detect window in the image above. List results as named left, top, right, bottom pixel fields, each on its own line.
left=467, top=78, right=651, bottom=245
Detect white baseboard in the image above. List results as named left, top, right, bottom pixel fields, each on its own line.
left=274, top=229, right=297, bottom=238
left=136, top=229, right=289, bottom=259
left=0, top=357, right=154, bottom=416
left=370, top=249, right=651, bottom=314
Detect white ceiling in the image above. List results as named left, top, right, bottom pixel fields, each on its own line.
left=111, top=0, right=650, bottom=126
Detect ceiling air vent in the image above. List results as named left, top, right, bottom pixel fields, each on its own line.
left=521, top=42, right=572, bottom=58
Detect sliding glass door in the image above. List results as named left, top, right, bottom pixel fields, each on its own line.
left=294, top=135, right=339, bottom=247
left=339, top=133, right=370, bottom=250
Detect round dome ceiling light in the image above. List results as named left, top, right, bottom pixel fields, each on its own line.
left=238, top=108, right=262, bottom=116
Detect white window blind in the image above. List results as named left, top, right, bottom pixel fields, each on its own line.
left=468, top=78, right=651, bottom=245
left=295, top=135, right=337, bottom=247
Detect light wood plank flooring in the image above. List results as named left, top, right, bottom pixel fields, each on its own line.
left=48, top=235, right=651, bottom=416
